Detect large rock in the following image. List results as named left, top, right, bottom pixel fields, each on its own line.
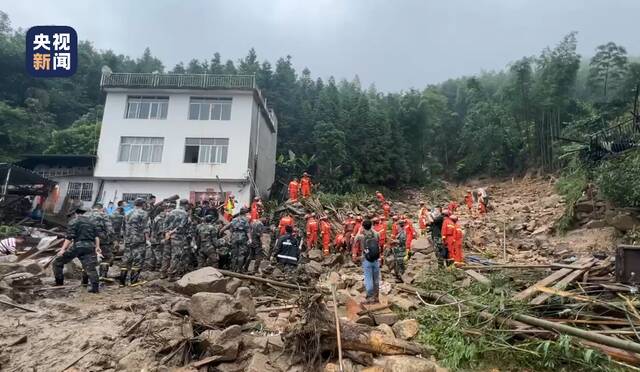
left=175, top=267, right=233, bottom=295
left=305, top=260, right=324, bottom=276
left=0, top=262, right=23, bottom=276
left=574, top=201, right=595, bottom=213
left=383, top=356, right=438, bottom=372
left=392, top=319, right=419, bottom=340
left=584, top=219, right=609, bottom=229
left=246, top=352, right=281, bottom=372
left=188, top=292, right=254, bottom=326
left=373, top=312, right=398, bottom=326
left=199, top=325, right=242, bottom=361
left=606, top=213, right=640, bottom=232
left=235, top=287, right=256, bottom=316
left=308, top=249, right=323, bottom=261
left=376, top=323, right=395, bottom=338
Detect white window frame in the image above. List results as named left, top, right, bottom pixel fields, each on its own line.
left=118, top=137, right=164, bottom=163
left=125, top=96, right=169, bottom=120
left=188, top=97, right=232, bottom=121
left=184, top=138, right=229, bottom=164
left=121, top=193, right=152, bottom=202
left=67, top=182, right=93, bottom=201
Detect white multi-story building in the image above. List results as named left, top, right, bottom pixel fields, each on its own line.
left=94, top=72, right=278, bottom=211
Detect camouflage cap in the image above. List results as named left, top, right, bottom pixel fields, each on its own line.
left=134, top=198, right=145, bottom=206
left=93, top=202, right=103, bottom=208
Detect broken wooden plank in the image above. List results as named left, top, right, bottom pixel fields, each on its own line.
left=217, top=269, right=310, bottom=290
left=191, top=355, right=225, bottom=368
left=0, top=299, right=37, bottom=312
left=59, top=346, right=96, bottom=372
left=513, top=267, right=574, bottom=301
left=530, top=259, right=595, bottom=305
left=357, top=303, right=390, bottom=316
left=256, top=305, right=297, bottom=313
left=463, top=263, right=590, bottom=271
left=465, top=269, right=491, bottom=285
left=122, top=316, right=146, bottom=336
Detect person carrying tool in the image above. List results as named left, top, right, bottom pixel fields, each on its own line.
left=300, top=172, right=312, bottom=198
left=372, top=217, right=386, bottom=265
left=288, top=177, right=300, bottom=202
left=305, top=212, right=319, bottom=251
left=320, top=215, right=332, bottom=256
left=429, top=206, right=447, bottom=267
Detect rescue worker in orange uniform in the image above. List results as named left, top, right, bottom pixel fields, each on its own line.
left=382, top=202, right=391, bottom=220
left=305, top=213, right=319, bottom=251
left=334, top=233, right=346, bottom=252
left=418, top=202, right=429, bottom=236
left=447, top=201, right=458, bottom=214
left=391, top=215, right=400, bottom=240
left=404, top=217, right=416, bottom=252
left=464, top=191, right=474, bottom=212
left=250, top=196, right=262, bottom=222
left=343, top=213, right=356, bottom=252
left=478, top=199, right=487, bottom=216
left=451, top=216, right=464, bottom=264
left=441, top=210, right=455, bottom=265
left=278, top=212, right=295, bottom=237
left=224, top=194, right=235, bottom=222
left=320, top=216, right=332, bottom=256
left=372, top=217, right=387, bottom=265
left=300, top=172, right=312, bottom=198
left=288, top=178, right=300, bottom=202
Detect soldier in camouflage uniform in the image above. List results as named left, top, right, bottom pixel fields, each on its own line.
left=390, top=219, right=407, bottom=281
left=87, top=202, right=115, bottom=280
left=146, top=204, right=168, bottom=271
left=196, top=214, right=221, bottom=267
left=53, top=207, right=100, bottom=293
left=164, top=199, right=191, bottom=279
left=159, top=202, right=175, bottom=277
left=120, top=198, right=150, bottom=285
left=244, top=217, right=267, bottom=273
left=110, top=206, right=125, bottom=256
left=220, top=207, right=251, bottom=272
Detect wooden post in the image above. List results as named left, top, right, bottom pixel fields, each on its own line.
left=331, top=284, right=344, bottom=372
left=502, top=220, right=507, bottom=263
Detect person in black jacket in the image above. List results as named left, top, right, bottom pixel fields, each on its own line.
left=272, top=225, right=299, bottom=271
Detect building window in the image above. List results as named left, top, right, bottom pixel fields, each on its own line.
left=126, top=96, right=169, bottom=119
left=188, top=97, right=232, bottom=121
left=121, top=193, right=152, bottom=202
left=118, top=137, right=164, bottom=163
left=67, top=182, right=93, bottom=201
left=184, top=138, right=229, bottom=164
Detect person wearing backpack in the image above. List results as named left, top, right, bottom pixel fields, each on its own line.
left=353, top=219, right=381, bottom=305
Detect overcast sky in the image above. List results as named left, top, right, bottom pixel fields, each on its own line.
left=3, top=0, right=639, bottom=91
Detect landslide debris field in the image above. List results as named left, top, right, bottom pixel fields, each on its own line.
left=1, top=176, right=637, bottom=372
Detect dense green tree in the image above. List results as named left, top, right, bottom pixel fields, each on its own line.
left=588, top=42, right=628, bottom=99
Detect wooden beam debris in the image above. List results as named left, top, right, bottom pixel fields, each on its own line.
left=217, top=269, right=310, bottom=291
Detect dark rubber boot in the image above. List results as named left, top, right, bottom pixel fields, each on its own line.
left=81, top=272, right=89, bottom=285
left=99, top=264, right=109, bottom=279
left=119, top=270, right=128, bottom=287
left=54, top=276, right=64, bottom=286
left=88, top=281, right=99, bottom=293
left=130, top=269, right=140, bottom=284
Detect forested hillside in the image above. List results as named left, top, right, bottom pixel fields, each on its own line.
left=1, top=11, right=638, bottom=192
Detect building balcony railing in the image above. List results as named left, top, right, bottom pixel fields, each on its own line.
left=36, top=168, right=94, bottom=178
left=101, top=72, right=256, bottom=90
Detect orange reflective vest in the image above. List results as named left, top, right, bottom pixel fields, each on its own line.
left=300, top=176, right=312, bottom=197
left=278, top=216, right=294, bottom=236
left=288, top=181, right=299, bottom=201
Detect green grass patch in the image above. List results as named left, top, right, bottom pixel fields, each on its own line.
left=408, top=268, right=617, bottom=371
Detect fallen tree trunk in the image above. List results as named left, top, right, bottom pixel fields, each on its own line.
left=217, top=269, right=311, bottom=291
left=399, top=284, right=640, bottom=355
left=285, top=294, right=432, bottom=369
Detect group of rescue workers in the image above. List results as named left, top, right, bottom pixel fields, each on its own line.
left=52, top=169, right=489, bottom=296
